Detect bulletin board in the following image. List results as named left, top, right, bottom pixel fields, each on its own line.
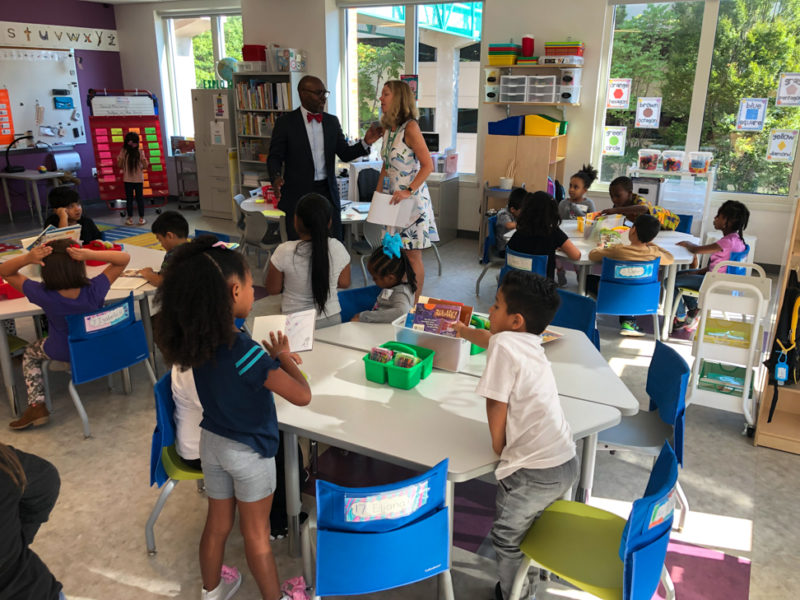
left=0, top=48, right=86, bottom=149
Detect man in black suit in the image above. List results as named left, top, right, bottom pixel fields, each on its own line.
left=267, top=75, right=383, bottom=240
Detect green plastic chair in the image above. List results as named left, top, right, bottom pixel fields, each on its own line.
left=508, top=443, right=678, bottom=600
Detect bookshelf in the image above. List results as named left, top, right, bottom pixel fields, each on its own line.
left=233, top=71, right=303, bottom=193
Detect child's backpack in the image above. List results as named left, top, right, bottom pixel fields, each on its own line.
left=764, top=270, right=800, bottom=421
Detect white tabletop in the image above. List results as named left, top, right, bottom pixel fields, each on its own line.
left=241, top=197, right=367, bottom=225
left=0, top=244, right=163, bottom=320
left=276, top=341, right=621, bottom=481
left=0, top=169, right=65, bottom=181
left=314, top=322, right=640, bottom=416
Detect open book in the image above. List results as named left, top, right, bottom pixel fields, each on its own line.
left=367, top=191, right=417, bottom=229
left=251, top=308, right=316, bottom=353
left=110, top=277, right=148, bottom=291
left=21, top=224, right=82, bottom=250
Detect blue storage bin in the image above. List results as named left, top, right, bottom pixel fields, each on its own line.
left=488, top=116, right=524, bottom=136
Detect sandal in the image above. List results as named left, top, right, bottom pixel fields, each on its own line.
left=125, top=217, right=133, bottom=226
left=138, top=217, right=146, bottom=226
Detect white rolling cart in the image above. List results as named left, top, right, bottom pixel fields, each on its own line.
left=688, top=261, right=771, bottom=434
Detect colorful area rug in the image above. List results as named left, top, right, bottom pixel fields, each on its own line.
left=304, top=450, right=751, bottom=600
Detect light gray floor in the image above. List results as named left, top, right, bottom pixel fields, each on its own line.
left=3, top=202, right=798, bottom=600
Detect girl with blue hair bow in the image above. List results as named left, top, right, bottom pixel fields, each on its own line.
left=351, top=232, right=417, bottom=323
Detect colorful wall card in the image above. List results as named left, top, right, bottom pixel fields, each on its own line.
left=736, top=98, right=768, bottom=131
left=607, top=78, right=632, bottom=110
left=777, top=73, right=800, bottom=106
left=602, top=126, right=627, bottom=156
left=766, top=129, right=799, bottom=162
left=635, top=97, right=662, bottom=129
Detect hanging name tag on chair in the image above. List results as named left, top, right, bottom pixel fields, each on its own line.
left=84, top=304, right=130, bottom=333
left=648, top=488, right=676, bottom=529
left=344, top=481, right=430, bottom=522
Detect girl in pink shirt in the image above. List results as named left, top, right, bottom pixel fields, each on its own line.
left=117, top=132, right=148, bottom=226
left=672, top=200, right=749, bottom=331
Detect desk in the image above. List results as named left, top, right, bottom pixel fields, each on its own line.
left=0, top=245, right=164, bottom=417
left=0, top=170, right=65, bottom=226
left=277, top=341, right=621, bottom=597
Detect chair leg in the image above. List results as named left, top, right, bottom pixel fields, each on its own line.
left=652, top=314, right=660, bottom=342
left=508, top=556, right=533, bottom=600
left=670, top=292, right=683, bottom=336
left=196, top=479, right=206, bottom=493
left=431, top=243, right=443, bottom=276
left=310, top=440, right=319, bottom=475
left=42, top=360, right=53, bottom=413
left=67, top=381, right=91, bottom=438
left=439, top=569, right=455, bottom=600
left=107, top=374, right=114, bottom=391
left=144, top=359, right=158, bottom=386
left=301, top=518, right=314, bottom=595
left=661, top=564, right=676, bottom=600
left=122, top=367, right=132, bottom=394
left=475, top=263, right=492, bottom=296
left=674, top=480, right=689, bottom=532
left=360, top=256, right=369, bottom=286
left=145, top=479, right=178, bottom=555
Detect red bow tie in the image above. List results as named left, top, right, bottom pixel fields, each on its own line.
left=307, top=112, right=322, bottom=123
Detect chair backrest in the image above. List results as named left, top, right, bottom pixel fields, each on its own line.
left=482, top=214, right=499, bottom=264
left=65, top=294, right=150, bottom=385
left=596, top=258, right=661, bottom=316
left=725, top=244, right=750, bottom=276
left=498, top=247, right=548, bottom=286
left=243, top=210, right=270, bottom=244
left=315, top=458, right=450, bottom=596
left=674, top=214, right=693, bottom=234
left=194, top=229, right=231, bottom=242
left=646, top=341, right=690, bottom=466
left=150, top=371, right=175, bottom=486
left=551, top=289, right=600, bottom=350
left=358, top=168, right=381, bottom=203
left=619, top=442, right=679, bottom=600
left=338, top=285, right=381, bottom=323
left=233, top=194, right=246, bottom=231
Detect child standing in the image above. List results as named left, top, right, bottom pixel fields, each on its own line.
left=155, top=238, right=311, bottom=600
left=455, top=271, right=578, bottom=600
left=506, top=191, right=581, bottom=281
left=43, top=186, right=102, bottom=243
left=673, top=200, right=749, bottom=330
left=3, top=240, right=130, bottom=430
left=138, top=210, right=190, bottom=287
left=555, top=164, right=598, bottom=286
left=495, top=187, right=527, bottom=256
left=117, top=132, right=148, bottom=226
left=351, top=234, right=417, bottom=323
left=601, top=176, right=680, bottom=231
left=265, top=193, right=351, bottom=328
left=587, top=214, right=674, bottom=336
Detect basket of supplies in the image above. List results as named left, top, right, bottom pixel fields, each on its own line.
left=363, top=341, right=435, bottom=390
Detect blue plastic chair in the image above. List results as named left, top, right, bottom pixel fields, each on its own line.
left=302, top=458, right=453, bottom=597
left=599, top=341, right=691, bottom=531
left=146, top=371, right=204, bottom=555
left=596, top=258, right=662, bottom=341
left=509, top=442, right=678, bottom=600
left=194, top=229, right=231, bottom=242
left=498, top=247, right=548, bottom=287
left=674, top=214, right=693, bottom=234
left=475, top=214, right=506, bottom=295
left=338, top=285, right=382, bottom=323
left=43, top=293, right=157, bottom=438
left=552, top=289, right=601, bottom=350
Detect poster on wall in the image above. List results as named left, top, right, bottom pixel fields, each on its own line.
left=400, top=75, right=418, bottom=100
left=0, top=21, right=118, bottom=52
left=736, top=98, right=768, bottom=131
left=766, top=129, right=799, bottom=162
left=213, top=93, right=228, bottom=119
left=607, top=79, right=632, bottom=109
left=776, top=73, right=800, bottom=106
left=635, top=97, right=662, bottom=128
left=602, top=126, right=627, bottom=156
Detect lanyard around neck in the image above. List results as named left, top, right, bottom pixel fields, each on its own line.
left=382, top=127, right=400, bottom=168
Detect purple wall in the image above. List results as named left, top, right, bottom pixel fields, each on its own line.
left=2, top=0, right=123, bottom=211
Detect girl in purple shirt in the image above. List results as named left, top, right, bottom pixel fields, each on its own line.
left=0, top=239, right=130, bottom=430
left=672, top=200, right=750, bottom=331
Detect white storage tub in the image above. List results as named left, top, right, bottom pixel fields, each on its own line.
left=392, top=315, right=470, bottom=372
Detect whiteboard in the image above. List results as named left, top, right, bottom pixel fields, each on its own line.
left=0, top=48, right=86, bottom=150
left=90, top=95, right=156, bottom=116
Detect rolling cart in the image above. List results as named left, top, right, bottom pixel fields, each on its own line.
left=174, top=153, right=199, bottom=210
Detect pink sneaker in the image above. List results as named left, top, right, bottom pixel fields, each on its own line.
left=281, top=575, right=310, bottom=600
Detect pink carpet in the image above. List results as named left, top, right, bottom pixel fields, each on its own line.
left=656, top=540, right=751, bottom=600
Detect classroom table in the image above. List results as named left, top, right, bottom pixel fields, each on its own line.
left=505, top=221, right=699, bottom=339
left=0, top=244, right=164, bottom=417
left=0, top=169, right=65, bottom=227
left=276, top=341, right=622, bottom=597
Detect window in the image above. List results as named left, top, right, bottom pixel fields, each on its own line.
left=345, top=2, right=482, bottom=172
left=164, top=13, right=242, bottom=139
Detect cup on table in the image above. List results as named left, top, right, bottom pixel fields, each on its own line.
left=498, top=177, right=513, bottom=190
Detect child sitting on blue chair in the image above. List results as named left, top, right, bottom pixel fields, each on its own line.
left=455, top=271, right=579, bottom=600
left=351, top=233, right=416, bottom=323
left=586, top=214, right=674, bottom=337
left=139, top=210, right=189, bottom=287
left=495, top=187, right=526, bottom=256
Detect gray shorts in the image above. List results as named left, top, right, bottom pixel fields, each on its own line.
left=199, top=429, right=277, bottom=502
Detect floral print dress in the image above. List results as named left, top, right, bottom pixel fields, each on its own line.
left=382, top=120, right=439, bottom=249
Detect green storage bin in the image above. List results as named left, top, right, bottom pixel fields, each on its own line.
left=362, top=342, right=435, bottom=389
left=470, top=344, right=486, bottom=355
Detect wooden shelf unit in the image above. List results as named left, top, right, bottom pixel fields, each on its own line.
left=483, top=134, right=567, bottom=192
left=755, top=197, right=800, bottom=452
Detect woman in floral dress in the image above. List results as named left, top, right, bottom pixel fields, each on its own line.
left=374, top=79, right=439, bottom=300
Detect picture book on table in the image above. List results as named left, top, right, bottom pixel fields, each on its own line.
left=412, top=302, right=462, bottom=337
left=22, top=224, right=82, bottom=250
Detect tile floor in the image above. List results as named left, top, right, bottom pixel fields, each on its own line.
left=3, top=201, right=799, bottom=599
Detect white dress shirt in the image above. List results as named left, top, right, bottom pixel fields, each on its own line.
left=300, top=106, right=327, bottom=181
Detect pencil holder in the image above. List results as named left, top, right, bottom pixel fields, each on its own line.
left=363, top=341, right=435, bottom=389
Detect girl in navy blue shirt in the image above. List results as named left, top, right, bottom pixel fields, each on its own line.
left=155, top=237, right=310, bottom=600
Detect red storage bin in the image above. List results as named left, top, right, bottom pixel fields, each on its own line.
left=242, top=44, right=267, bottom=61
left=0, top=279, right=24, bottom=300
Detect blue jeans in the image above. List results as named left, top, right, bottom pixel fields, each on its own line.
left=674, top=272, right=706, bottom=317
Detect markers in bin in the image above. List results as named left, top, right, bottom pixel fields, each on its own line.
left=369, top=347, right=394, bottom=363
left=393, top=352, right=419, bottom=369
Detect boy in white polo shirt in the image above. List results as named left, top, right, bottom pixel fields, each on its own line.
left=455, top=270, right=578, bottom=600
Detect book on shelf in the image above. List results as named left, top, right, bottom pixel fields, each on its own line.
left=242, top=171, right=264, bottom=187
left=237, top=112, right=276, bottom=137
left=235, top=80, right=292, bottom=110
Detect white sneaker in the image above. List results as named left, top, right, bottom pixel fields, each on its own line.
left=201, top=566, right=242, bottom=600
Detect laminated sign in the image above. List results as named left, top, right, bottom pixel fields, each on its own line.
left=602, top=127, right=626, bottom=156
left=766, top=129, right=799, bottom=162
left=607, top=79, right=631, bottom=110
left=736, top=98, right=768, bottom=131
left=635, top=97, right=662, bottom=129
left=776, top=73, right=800, bottom=106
